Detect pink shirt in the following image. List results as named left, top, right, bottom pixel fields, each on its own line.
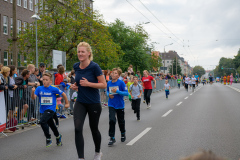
left=230, top=75, right=233, bottom=81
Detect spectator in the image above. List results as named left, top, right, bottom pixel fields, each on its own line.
left=55, top=66, right=65, bottom=85
left=68, top=70, right=75, bottom=84
left=15, top=69, right=30, bottom=123
left=38, top=63, right=46, bottom=86
left=34, top=68, right=39, bottom=80
left=180, top=150, right=225, bottom=160
left=128, top=64, right=133, bottom=74
left=0, top=63, right=3, bottom=71
left=119, top=73, right=124, bottom=81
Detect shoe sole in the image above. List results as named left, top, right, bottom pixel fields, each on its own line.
left=46, top=143, right=52, bottom=148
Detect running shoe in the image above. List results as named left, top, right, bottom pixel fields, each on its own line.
left=108, top=137, right=116, bottom=146
left=143, top=100, right=146, bottom=103
left=46, top=138, right=52, bottom=147
left=60, top=114, right=67, bottom=118
left=147, top=103, right=151, bottom=109
left=56, top=134, right=62, bottom=146
left=94, top=152, right=103, bottom=160
left=121, top=133, right=126, bottom=142
left=137, top=117, right=140, bottom=121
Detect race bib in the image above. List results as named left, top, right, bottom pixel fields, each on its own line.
left=109, top=86, right=119, bottom=95
left=41, top=97, right=53, bottom=105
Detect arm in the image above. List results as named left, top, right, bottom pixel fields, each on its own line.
left=116, top=89, right=129, bottom=96
left=31, top=87, right=37, bottom=100
left=62, top=92, right=69, bottom=108
left=80, top=75, right=107, bottom=89
left=153, top=78, right=156, bottom=89
left=138, top=90, right=142, bottom=98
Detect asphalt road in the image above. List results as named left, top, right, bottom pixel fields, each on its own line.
left=1, top=83, right=240, bottom=160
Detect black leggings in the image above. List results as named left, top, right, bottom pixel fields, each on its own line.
left=144, top=89, right=152, bottom=105
left=74, top=101, right=102, bottom=159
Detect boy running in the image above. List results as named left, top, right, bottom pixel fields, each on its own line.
left=107, top=68, right=128, bottom=146
left=191, top=75, right=196, bottom=92
left=177, top=76, right=181, bottom=89
left=163, top=80, right=170, bottom=99
left=31, top=73, right=69, bottom=147
left=129, top=76, right=142, bottom=121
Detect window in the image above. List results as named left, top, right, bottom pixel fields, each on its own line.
left=23, top=22, right=27, bottom=31
left=35, top=0, right=38, bottom=13
left=24, top=55, right=27, bottom=66
left=10, top=0, right=12, bottom=3
left=17, top=20, right=21, bottom=34
left=24, top=0, right=27, bottom=8
left=4, top=51, right=8, bottom=66
left=11, top=53, right=13, bottom=65
left=29, top=0, right=33, bottom=10
left=10, top=18, right=13, bottom=31
left=4, top=0, right=8, bottom=2
left=17, top=0, right=21, bottom=6
left=3, top=16, right=8, bottom=35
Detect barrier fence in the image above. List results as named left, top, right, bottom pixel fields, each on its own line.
left=1, top=79, right=178, bottom=134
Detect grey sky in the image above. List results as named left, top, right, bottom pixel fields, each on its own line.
left=94, top=0, right=240, bottom=70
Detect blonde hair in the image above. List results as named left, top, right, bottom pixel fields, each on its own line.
left=27, top=64, right=35, bottom=70
left=77, top=42, right=93, bottom=61
left=112, top=68, right=122, bottom=76
left=143, top=70, right=149, bottom=75
left=1, top=66, right=10, bottom=77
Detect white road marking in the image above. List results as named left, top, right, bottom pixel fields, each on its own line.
left=126, top=128, right=152, bottom=145
left=176, top=102, right=182, bottom=106
left=184, top=97, right=188, bottom=99
left=190, top=93, right=193, bottom=95
left=162, top=110, right=173, bottom=117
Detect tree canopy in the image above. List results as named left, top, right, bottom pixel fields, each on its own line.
left=193, top=65, right=205, bottom=78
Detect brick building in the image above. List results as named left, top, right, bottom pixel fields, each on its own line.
left=0, top=0, right=93, bottom=66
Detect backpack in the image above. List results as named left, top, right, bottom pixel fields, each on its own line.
left=7, top=118, right=18, bottom=132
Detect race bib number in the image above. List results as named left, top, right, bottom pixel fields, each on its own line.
left=109, top=86, right=119, bottom=95
left=41, top=97, right=53, bottom=105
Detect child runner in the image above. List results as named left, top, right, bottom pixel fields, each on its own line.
left=177, top=75, right=181, bottom=89
left=185, top=75, right=190, bottom=92
left=126, top=75, right=134, bottom=101
left=191, top=75, right=196, bottom=92
left=141, top=70, right=156, bottom=109
left=129, top=76, right=142, bottom=121
left=31, top=73, right=69, bottom=147
left=195, top=73, right=199, bottom=87
left=163, top=80, right=170, bottom=99
left=107, top=68, right=128, bottom=146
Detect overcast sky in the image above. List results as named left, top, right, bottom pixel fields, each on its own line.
left=94, top=0, right=240, bottom=70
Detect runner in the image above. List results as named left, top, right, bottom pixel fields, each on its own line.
left=191, top=75, right=196, bottom=92
left=230, top=73, right=233, bottom=85
left=71, top=42, right=107, bottom=160
left=195, top=73, right=199, bottom=87
left=184, top=75, right=190, bottom=92
left=163, top=80, right=170, bottom=99
left=177, top=75, right=181, bottom=89
left=182, top=73, right=186, bottom=89
left=141, top=70, right=156, bottom=109
left=227, top=75, right=230, bottom=85
left=209, top=74, right=213, bottom=85
left=223, top=75, right=227, bottom=85
left=107, top=68, right=128, bottom=146
left=31, top=73, right=69, bottom=147
left=129, top=76, right=142, bottom=121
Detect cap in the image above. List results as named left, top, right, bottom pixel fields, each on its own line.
left=39, top=63, right=45, bottom=67
left=63, top=79, right=68, bottom=82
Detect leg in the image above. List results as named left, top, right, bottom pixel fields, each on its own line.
left=47, top=113, right=60, bottom=137
left=108, top=107, right=116, bottom=138
left=116, top=109, right=126, bottom=134
left=135, top=99, right=141, bottom=119
left=53, top=112, right=59, bottom=126
left=146, top=89, right=152, bottom=104
left=74, top=102, right=87, bottom=159
left=132, top=99, right=136, bottom=111
left=40, top=110, right=56, bottom=139
left=144, top=89, right=148, bottom=105
left=87, top=103, right=102, bottom=153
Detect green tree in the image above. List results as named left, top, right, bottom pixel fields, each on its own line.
left=9, top=0, right=120, bottom=70
left=233, top=49, right=240, bottom=72
left=108, top=19, right=153, bottom=73
left=193, top=65, right=205, bottom=78
left=168, top=58, right=182, bottom=75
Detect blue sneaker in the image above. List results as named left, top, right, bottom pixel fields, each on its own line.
left=57, top=113, right=61, bottom=118
left=56, top=134, right=62, bottom=146
left=46, top=138, right=52, bottom=147
left=60, top=114, right=67, bottom=118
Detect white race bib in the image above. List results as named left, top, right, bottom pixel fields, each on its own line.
left=109, top=86, right=119, bottom=95
left=41, top=97, right=53, bottom=105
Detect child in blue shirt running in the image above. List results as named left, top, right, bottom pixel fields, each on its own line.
left=163, top=80, right=171, bottom=99
left=31, top=73, right=69, bottom=147
left=107, top=68, right=128, bottom=146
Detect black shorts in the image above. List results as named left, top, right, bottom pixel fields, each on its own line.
left=196, top=80, right=198, bottom=83
left=192, top=84, right=195, bottom=87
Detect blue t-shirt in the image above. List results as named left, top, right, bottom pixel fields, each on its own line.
left=35, top=85, right=63, bottom=113
left=195, top=75, right=199, bottom=80
left=107, top=79, right=128, bottom=109
left=73, top=61, right=103, bottom=104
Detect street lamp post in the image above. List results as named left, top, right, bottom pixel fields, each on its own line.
left=163, top=43, right=173, bottom=74
left=31, top=14, right=41, bottom=68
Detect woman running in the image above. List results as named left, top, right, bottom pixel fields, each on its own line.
left=72, top=42, right=107, bottom=160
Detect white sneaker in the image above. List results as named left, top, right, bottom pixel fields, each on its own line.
left=148, top=103, right=151, bottom=108
left=94, top=152, right=102, bottom=160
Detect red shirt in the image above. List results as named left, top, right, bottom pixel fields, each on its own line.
left=55, top=73, right=63, bottom=85
left=142, top=76, right=154, bottom=89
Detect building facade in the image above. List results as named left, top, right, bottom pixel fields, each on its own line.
left=0, top=0, right=93, bottom=66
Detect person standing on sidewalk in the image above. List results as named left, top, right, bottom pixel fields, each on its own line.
left=31, top=73, right=69, bottom=147
left=71, top=42, right=106, bottom=160
left=141, top=70, right=156, bottom=109
left=129, top=76, right=142, bottom=121
left=107, top=68, right=128, bottom=146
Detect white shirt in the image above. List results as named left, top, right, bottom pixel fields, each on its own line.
left=185, top=77, right=190, bottom=84
left=191, top=77, right=196, bottom=84
left=164, top=83, right=170, bottom=90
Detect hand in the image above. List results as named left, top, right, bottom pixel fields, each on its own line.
left=13, top=85, right=18, bottom=89
left=37, top=76, right=40, bottom=79
left=72, top=83, right=78, bottom=90
left=137, top=95, right=141, bottom=98
left=24, top=85, right=27, bottom=89
left=109, top=94, right=114, bottom=99
left=154, top=85, right=156, bottom=89
left=37, top=82, right=40, bottom=86
left=131, top=95, right=134, bottom=99
left=40, top=78, right=43, bottom=81
left=5, top=86, right=8, bottom=90
left=65, top=103, right=70, bottom=108
left=80, top=77, right=89, bottom=87
left=32, top=87, right=35, bottom=92
left=111, top=88, right=117, bottom=93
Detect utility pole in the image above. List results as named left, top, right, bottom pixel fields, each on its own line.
left=176, top=56, right=177, bottom=75
left=12, top=0, right=18, bottom=67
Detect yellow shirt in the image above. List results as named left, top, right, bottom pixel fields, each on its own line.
left=127, top=82, right=134, bottom=92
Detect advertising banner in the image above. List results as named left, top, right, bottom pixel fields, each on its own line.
left=0, top=91, right=6, bottom=132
